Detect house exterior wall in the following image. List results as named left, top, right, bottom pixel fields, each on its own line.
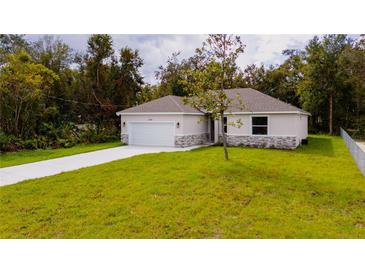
left=217, top=113, right=309, bottom=149
left=297, top=114, right=308, bottom=141
left=119, top=113, right=208, bottom=147
left=119, top=112, right=308, bottom=149
left=181, top=115, right=208, bottom=135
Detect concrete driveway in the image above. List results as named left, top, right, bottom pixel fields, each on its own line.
left=357, top=142, right=365, bottom=153
left=0, top=145, right=202, bottom=187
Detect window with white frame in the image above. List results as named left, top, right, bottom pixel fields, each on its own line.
left=252, top=116, right=268, bottom=135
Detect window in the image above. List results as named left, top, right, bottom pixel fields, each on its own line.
left=252, top=116, right=268, bottom=135
left=223, top=117, right=227, bottom=133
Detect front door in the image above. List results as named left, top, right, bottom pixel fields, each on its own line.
left=210, top=118, right=215, bottom=142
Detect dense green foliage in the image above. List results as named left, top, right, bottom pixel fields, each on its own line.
left=0, top=135, right=364, bottom=238
left=0, top=35, right=143, bottom=151
left=0, top=141, right=121, bottom=168
left=1, top=34, right=364, bottom=152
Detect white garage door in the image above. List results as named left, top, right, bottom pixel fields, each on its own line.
left=129, top=122, right=175, bottom=146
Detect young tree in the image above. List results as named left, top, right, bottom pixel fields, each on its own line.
left=184, top=34, right=245, bottom=160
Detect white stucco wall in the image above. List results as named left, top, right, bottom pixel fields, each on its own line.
left=220, top=113, right=308, bottom=143
left=297, top=114, right=308, bottom=141
left=119, top=114, right=207, bottom=136
left=269, top=114, right=299, bottom=136
left=182, top=115, right=208, bottom=135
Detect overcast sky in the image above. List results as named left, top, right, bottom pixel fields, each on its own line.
left=25, top=34, right=357, bottom=84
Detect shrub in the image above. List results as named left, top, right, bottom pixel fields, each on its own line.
left=56, top=138, right=76, bottom=148
left=0, top=123, right=119, bottom=152
left=21, top=139, right=39, bottom=150
left=0, top=132, right=22, bottom=152
left=79, top=124, right=119, bottom=143
left=36, top=135, right=51, bottom=149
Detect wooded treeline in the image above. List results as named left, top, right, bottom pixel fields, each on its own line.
left=151, top=34, right=365, bottom=136
left=0, top=34, right=145, bottom=150
left=0, top=34, right=364, bottom=151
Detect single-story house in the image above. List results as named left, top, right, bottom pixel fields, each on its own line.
left=116, top=88, right=310, bottom=149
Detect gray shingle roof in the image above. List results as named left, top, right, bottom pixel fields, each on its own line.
left=224, top=88, right=309, bottom=114
left=117, top=88, right=310, bottom=115
left=117, top=95, right=203, bottom=114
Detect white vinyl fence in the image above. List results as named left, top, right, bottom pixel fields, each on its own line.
left=341, top=128, right=365, bottom=176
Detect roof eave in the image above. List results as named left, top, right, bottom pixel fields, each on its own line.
left=229, top=111, right=311, bottom=116
left=116, top=111, right=206, bottom=116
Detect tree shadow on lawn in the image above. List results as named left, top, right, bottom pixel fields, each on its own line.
left=297, top=136, right=335, bottom=157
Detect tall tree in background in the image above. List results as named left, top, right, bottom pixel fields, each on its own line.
left=135, top=84, right=161, bottom=104
left=155, top=52, right=189, bottom=96
left=156, top=44, right=246, bottom=98
left=339, top=35, right=365, bottom=134
left=112, top=47, right=144, bottom=108
left=0, top=35, right=29, bottom=64
left=85, top=34, right=114, bottom=129
left=32, top=35, right=73, bottom=72
left=274, top=49, right=304, bottom=106
left=0, top=51, right=58, bottom=138
left=299, top=35, right=352, bottom=134
left=184, top=34, right=245, bottom=160
left=86, top=34, right=114, bottom=102
left=240, top=50, right=303, bottom=107
left=240, top=64, right=266, bottom=89
left=31, top=36, right=75, bottom=125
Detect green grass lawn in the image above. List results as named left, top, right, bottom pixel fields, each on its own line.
left=0, top=135, right=364, bottom=238
left=0, top=142, right=122, bottom=168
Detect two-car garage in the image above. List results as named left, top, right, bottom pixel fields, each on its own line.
left=116, top=95, right=208, bottom=147
left=128, top=122, right=175, bottom=147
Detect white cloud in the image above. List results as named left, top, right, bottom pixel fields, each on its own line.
left=236, top=35, right=313, bottom=69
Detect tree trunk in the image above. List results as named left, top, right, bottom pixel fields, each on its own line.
left=329, top=93, right=333, bottom=135
left=96, top=64, right=100, bottom=90
left=14, top=100, right=22, bottom=137
left=356, top=97, right=360, bottom=131
left=220, top=112, right=229, bottom=160
left=219, top=36, right=229, bottom=160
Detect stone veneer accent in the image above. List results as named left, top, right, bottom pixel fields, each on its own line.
left=121, top=134, right=128, bottom=144
left=224, top=135, right=297, bottom=149
left=175, top=133, right=209, bottom=147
